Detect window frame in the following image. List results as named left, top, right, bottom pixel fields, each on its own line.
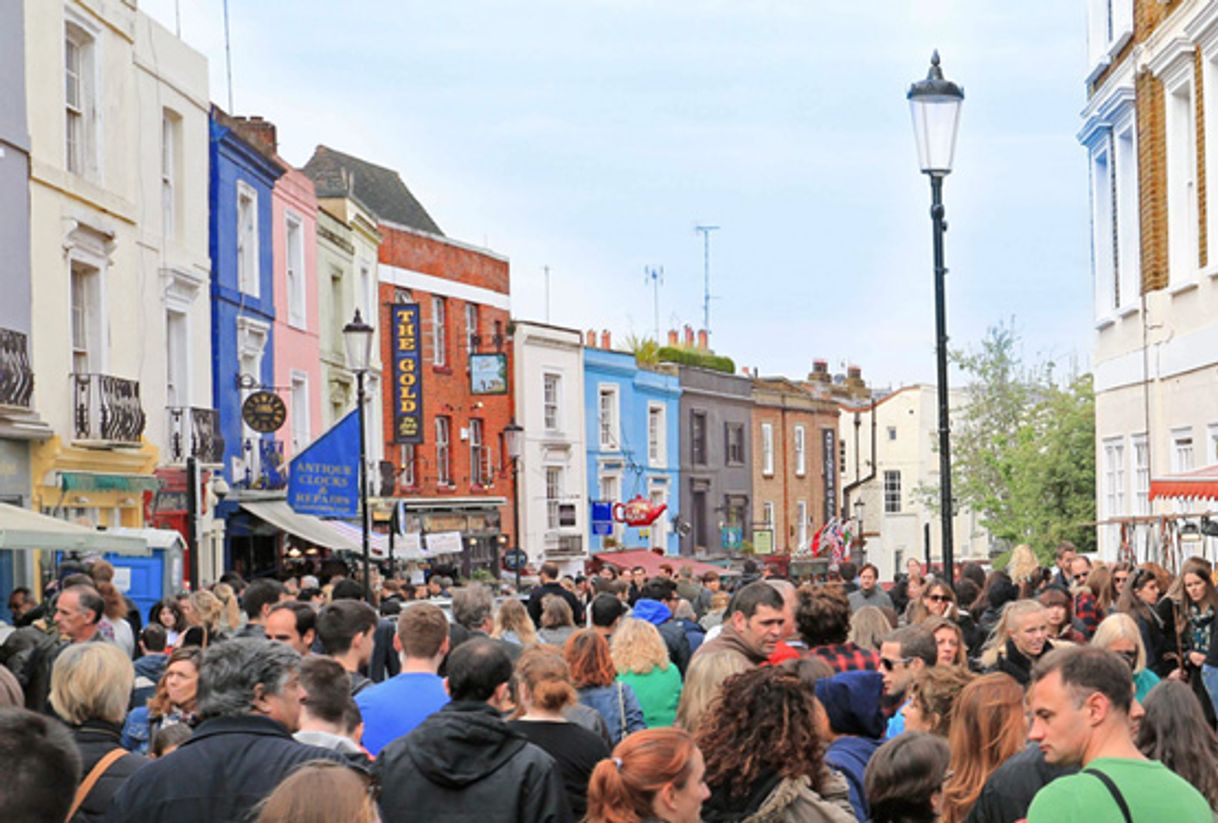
left=435, top=416, right=452, bottom=486
left=543, top=373, right=561, bottom=432
left=598, top=384, right=619, bottom=450
left=647, top=403, right=666, bottom=468
left=465, top=303, right=478, bottom=356
left=236, top=181, right=260, bottom=297
left=760, top=422, right=774, bottom=475
left=431, top=296, right=447, bottom=366
left=545, top=466, right=563, bottom=530
left=883, top=470, right=902, bottom=514
left=794, top=425, right=806, bottom=476
left=691, top=410, right=708, bottom=466
left=469, top=418, right=487, bottom=487
left=285, top=211, right=306, bottom=328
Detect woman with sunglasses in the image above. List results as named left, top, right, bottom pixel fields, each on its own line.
left=916, top=581, right=984, bottom=659
left=1116, top=565, right=1178, bottom=678
left=1161, top=557, right=1218, bottom=721
left=1100, top=561, right=1134, bottom=615
left=1091, top=612, right=1161, bottom=703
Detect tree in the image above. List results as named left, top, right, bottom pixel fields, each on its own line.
left=923, top=321, right=1096, bottom=563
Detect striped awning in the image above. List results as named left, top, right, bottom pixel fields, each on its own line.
left=1149, top=464, right=1218, bottom=501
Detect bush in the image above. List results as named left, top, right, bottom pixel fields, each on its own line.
left=657, top=346, right=735, bottom=374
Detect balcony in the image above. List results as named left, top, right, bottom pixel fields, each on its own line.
left=0, top=328, right=34, bottom=409
left=166, top=407, right=225, bottom=464
left=73, top=373, right=146, bottom=445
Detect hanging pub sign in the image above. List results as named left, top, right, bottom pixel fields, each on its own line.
left=470, top=353, right=508, bottom=395
left=242, top=391, right=286, bottom=433
left=391, top=304, right=424, bottom=444
left=288, top=410, right=359, bottom=517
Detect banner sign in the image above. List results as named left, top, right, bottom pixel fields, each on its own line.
left=591, top=501, right=613, bottom=536
left=391, top=304, right=423, bottom=444
left=470, top=353, right=508, bottom=395
left=822, top=428, right=837, bottom=522
left=753, top=529, right=774, bottom=555
left=425, top=531, right=464, bottom=555
left=288, top=410, right=359, bottom=517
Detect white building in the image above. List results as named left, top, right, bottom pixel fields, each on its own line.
left=1082, top=1, right=1218, bottom=560
left=512, top=321, right=588, bottom=574
left=840, top=386, right=991, bottom=582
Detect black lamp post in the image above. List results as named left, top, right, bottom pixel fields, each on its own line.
left=343, top=309, right=375, bottom=603
left=908, top=51, right=963, bottom=585
left=503, top=419, right=524, bottom=592
left=853, top=498, right=866, bottom=564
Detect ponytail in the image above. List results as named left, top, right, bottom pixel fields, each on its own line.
left=586, top=728, right=698, bottom=823
left=587, top=758, right=642, bottom=823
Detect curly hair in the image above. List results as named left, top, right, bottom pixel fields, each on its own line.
left=696, top=666, right=826, bottom=801
left=795, top=583, right=851, bottom=646
left=610, top=619, right=670, bottom=675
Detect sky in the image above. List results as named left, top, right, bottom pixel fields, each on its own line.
left=142, top=1, right=1093, bottom=391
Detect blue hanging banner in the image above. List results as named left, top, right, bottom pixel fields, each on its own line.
left=391, top=304, right=424, bottom=444
left=288, top=410, right=360, bottom=517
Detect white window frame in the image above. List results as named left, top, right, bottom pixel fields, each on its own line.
left=647, top=403, right=666, bottom=468
left=465, top=303, right=478, bottom=355
left=761, top=422, right=774, bottom=476
left=431, top=296, right=446, bottom=366
left=884, top=470, right=902, bottom=514
left=598, top=384, right=619, bottom=450
left=1086, top=0, right=1133, bottom=79
left=290, top=371, right=310, bottom=457
left=400, top=443, right=416, bottom=488
left=1173, top=427, right=1196, bottom=473
left=165, top=307, right=190, bottom=408
left=236, top=316, right=270, bottom=480
left=469, top=418, right=487, bottom=486
left=649, top=485, right=668, bottom=549
left=286, top=212, right=306, bottom=328
left=599, top=471, right=621, bottom=540
left=236, top=181, right=260, bottom=297
left=1208, top=424, right=1218, bottom=467
left=545, top=466, right=563, bottom=530
left=762, top=501, right=775, bottom=529
left=543, top=373, right=561, bottom=432
left=1103, top=436, right=1125, bottom=518
left=435, top=416, right=452, bottom=486
left=794, top=425, right=806, bottom=476
left=63, top=17, right=98, bottom=179
left=162, top=110, right=180, bottom=241
left=1090, top=141, right=1117, bottom=317
left=1164, top=67, right=1199, bottom=287
left=1131, top=433, right=1149, bottom=517
left=796, top=500, right=808, bottom=549
left=1113, top=117, right=1140, bottom=310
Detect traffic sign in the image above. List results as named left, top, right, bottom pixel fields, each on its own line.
left=503, top=548, right=528, bottom=571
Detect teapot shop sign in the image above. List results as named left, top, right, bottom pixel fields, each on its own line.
left=242, top=391, right=287, bottom=433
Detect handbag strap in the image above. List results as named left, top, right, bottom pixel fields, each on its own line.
left=1083, top=767, right=1133, bottom=823
left=66, top=747, right=126, bottom=821
left=616, top=681, right=627, bottom=738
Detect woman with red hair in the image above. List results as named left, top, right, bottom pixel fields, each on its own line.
left=586, top=727, right=709, bottom=823
left=939, top=672, right=1027, bottom=823
left=565, top=629, right=647, bottom=745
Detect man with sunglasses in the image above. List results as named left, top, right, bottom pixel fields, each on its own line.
left=879, top=625, right=937, bottom=739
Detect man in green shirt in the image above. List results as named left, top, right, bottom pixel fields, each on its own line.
left=1026, top=646, right=1211, bottom=823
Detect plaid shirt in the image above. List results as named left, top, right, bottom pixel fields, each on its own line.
left=1074, top=591, right=1101, bottom=639
left=808, top=642, right=882, bottom=674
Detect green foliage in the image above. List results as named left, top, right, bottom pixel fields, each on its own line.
left=656, top=345, right=735, bottom=374
left=625, top=334, right=661, bottom=367
left=923, top=321, right=1096, bottom=562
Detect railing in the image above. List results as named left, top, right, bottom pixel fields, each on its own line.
left=0, top=328, right=34, bottom=409
left=73, top=373, right=146, bottom=443
left=546, top=534, right=584, bottom=557
left=166, top=407, right=225, bottom=464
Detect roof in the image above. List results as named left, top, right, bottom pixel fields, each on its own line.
left=1149, top=464, right=1218, bottom=501
left=588, top=549, right=735, bottom=579
left=302, top=145, right=442, bottom=236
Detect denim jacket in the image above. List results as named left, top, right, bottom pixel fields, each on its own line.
left=578, top=681, right=647, bottom=745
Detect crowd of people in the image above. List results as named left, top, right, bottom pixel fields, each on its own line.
left=2, top=546, right=1218, bottom=822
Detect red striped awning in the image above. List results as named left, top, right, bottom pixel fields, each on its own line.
left=1148, top=464, right=1218, bottom=501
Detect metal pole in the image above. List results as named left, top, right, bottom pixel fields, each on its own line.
left=695, top=225, right=719, bottom=335
left=544, top=265, right=550, bottom=324
left=357, top=370, right=371, bottom=602
left=512, top=455, right=522, bottom=592
left=185, top=455, right=199, bottom=590
left=930, top=174, right=955, bottom=585
left=222, top=0, right=234, bottom=113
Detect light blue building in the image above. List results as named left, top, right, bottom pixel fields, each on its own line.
left=584, top=348, right=681, bottom=554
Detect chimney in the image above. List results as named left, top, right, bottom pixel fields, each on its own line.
left=846, top=364, right=867, bottom=396
left=683, top=325, right=694, bottom=347
left=808, top=359, right=830, bottom=383
left=586, top=330, right=597, bottom=348
left=600, top=330, right=612, bottom=350
left=232, top=115, right=278, bottom=156
left=696, top=329, right=708, bottom=351
left=667, top=329, right=679, bottom=347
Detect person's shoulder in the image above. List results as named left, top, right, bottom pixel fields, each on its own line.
left=1027, top=774, right=1083, bottom=822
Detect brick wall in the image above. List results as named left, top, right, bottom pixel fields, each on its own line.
left=1197, top=49, right=1208, bottom=268
left=1137, top=69, right=1169, bottom=292
left=378, top=228, right=509, bottom=295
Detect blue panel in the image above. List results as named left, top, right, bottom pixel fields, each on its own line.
left=0, top=550, right=14, bottom=623
left=104, top=553, right=165, bottom=625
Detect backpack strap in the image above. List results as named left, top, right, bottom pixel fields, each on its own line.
left=65, top=747, right=126, bottom=821
left=1083, top=767, right=1134, bottom=823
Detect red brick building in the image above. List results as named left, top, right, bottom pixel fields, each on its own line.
left=303, top=147, right=514, bottom=574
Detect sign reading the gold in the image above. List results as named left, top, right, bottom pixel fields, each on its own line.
left=391, top=304, right=424, bottom=444
left=241, top=391, right=286, bottom=433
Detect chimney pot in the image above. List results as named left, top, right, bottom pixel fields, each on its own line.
left=586, top=330, right=596, bottom=347
left=684, top=325, right=695, bottom=347
left=667, top=329, right=679, bottom=346
left=601, top=330, right=611, bottom=349
left=696, top=329, right=709, bottom=351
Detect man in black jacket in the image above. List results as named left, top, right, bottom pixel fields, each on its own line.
left=375, top=638, right=571, bottom=822
left=527, top=562, right=584, bottom=628
left=105, top=639, right=348, bottom=823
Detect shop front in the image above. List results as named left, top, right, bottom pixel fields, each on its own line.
left=372, top=496, right=507, bottom=580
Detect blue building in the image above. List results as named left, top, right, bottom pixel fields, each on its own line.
left=584, top=348, right=681, bottom=554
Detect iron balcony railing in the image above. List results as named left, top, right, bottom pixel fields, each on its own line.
left=0, top=328, right=34, bottom=409
left=73, top=373, right=146, bottom=444
left=167, top=406, right=225, bottom=464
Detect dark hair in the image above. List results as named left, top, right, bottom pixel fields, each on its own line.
left=1136, top=680, right=1218, bottom=808
left=299, top=656, right=354, bottom=726
left=640, top=578, right=677, bottom=603
left=540, top=562, right=560, bottom=580
left=150, top=597, right=184, bottom=632
left=219, top=572, right=247, bottom=592
left=865, top=732, right=950, bottom=823
left=859, top=563, right=879, bottom=578
left=839, top=561, right=858, bottom=581
left=729, top=580, right=785, bottom=620
left=590, top=593, right=625, bottom=629
left=1055, top=541, right=1077, bottom=560
left=446, top=638, right=512, bottom=702
left=0, top=707, right=81, bottom=822
left=140, top=623, right=168, bottom=652
left=316, top=600, right=379, bottom=655
left=1031, top=646, right=1132, bottom=715
left=241, top=579, right=286, bottom=620
left=396, top=602, right=449, bottom=659
left=886, top=625, right=937, bottom=666
left=330, top=579, right=365, bottom=601
left=298, top=587, right=324, bottom=604
left=959, top=562, right=987, bottom=589
left=63, top=585, right=104, bottom=624
left=150, top=722, right=192, bottom=757
left=795, top=584, right=852, bottom=646
left=269, top=601, right=316, bottom=640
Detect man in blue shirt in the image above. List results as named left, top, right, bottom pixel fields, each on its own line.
left=356, top=601, right=451, bottom=755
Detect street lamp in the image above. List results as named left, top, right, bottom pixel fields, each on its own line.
left=343, top=309, right=375, bottom=603
left=908, top=50, right=963, bottom=585
left=853, top=498, right=866, bottom=564
left=503, top=419, right=524, bottom=591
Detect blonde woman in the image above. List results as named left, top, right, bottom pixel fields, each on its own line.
left=848, top=605, right=894, bottom=652
left=182, top=590, right=226, bottom=647
left=211, top=583, right=242, bottom=633
left=979, top=599, right=1052, bottom=686
left=923, top=616, right=969, bottom=669
left=492, top=597, right=538, bottom=647
left=611, top=618, right=682, bottom=728
left=1092, top=612, right=1161, bottom=703
left=1006, top=544, right=1041, bottom=598
left=675, top=649, right=750, bottom=734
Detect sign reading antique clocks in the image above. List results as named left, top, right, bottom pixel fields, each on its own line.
left=241, top=391, right=287, bottom=433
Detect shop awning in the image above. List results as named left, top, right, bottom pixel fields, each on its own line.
left=239, top=501, right=358, bottom=552
left=1149, top=464, right=1218, bottom=501
left=108, top=527, right=187, bottom=553
left=57, top=471, right=161, bottom=494
left=0, top=503, right=149, bottom=554
left=590, top=549, right=736, bottom=579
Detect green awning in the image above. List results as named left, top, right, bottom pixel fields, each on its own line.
left=58, top=471, right=161, bottom=494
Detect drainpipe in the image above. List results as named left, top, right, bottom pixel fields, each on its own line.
left=841, top=400, right=877, bottom=529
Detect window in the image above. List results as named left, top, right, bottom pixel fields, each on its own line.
left=465, top=304, right=478, bottom=355
left=691, top=411, right=708, bottom=465
left=598, top=386, right=619, bottom=449
left=762, top=501, right=775, bottom=529
left=726, top=423, right=745, bottom=466
left=1173, top=428, right=1195, bottom=473
left=794, top=425, right=806, bottom=476
left=435, top=417, right=451, bottom=485
left=692, top=489, right=708, bottom=548
left=70, top=261, right=101, bottom=373
left=1091, top=144, right=1116, bottom=315
left=431, top=297, right=447, bottom=366
left=760, top=423, right=774, bottom=475
left=1166, top=75, right=1199, bottom=284
left=648, top=404, right=666, bottom=467
left=469, top=418, right=487, bottom=486
left=546, top=467, right=563, bottom=530
left=1132, top=434, right=1150, bottom=516
left=358, top=263, right=373, bottom=322
left=1103, top=437, right=1125, bottom=518
left=543, top=373, right=561, bottom=431
left=600, top=473, right=620, bottom=540
left=888, top=426, right=897, bottom=441
left=1114, top=123, right=1139, bottom=308
left=162, top=111, right=181, bottom=240
left=291, top=374, right=309, bottom=456
left=329, top=266, right=345, bottom=350
left=64, top=23, right=95, bottom=177
left=884, top=470, right=902, bottom=514
left=1086, top=0, right=1133, bottom=72
left=399, top=443, right=416, bottom=488
left=1209, top=424, right=1218, bottom=466
left=796, top=500, right=808, bottom=549
left=166, top=310, right=188, bottom=407
left=286, top=213, right=305, bottom=328
left=236, top=183, right=259, bottom=296
left=650, top=488, right=667, bottom=549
